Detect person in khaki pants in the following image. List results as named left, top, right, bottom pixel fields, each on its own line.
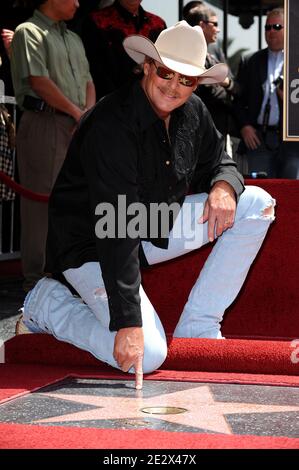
left=10, top=0, right=95, bottom=291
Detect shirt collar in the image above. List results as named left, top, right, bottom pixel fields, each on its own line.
left=268, top=49, right=284, bottom=59
left=33, top=9, right=67, bottom=33
left=115, top=1, right=146, bottom=23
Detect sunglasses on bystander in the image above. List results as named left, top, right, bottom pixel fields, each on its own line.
left=202, top=20, right=218, bottom=27
left=265, top=24, right=284, bottom=31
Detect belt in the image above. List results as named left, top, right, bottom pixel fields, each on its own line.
left=22, top=95, right=70, bottom=117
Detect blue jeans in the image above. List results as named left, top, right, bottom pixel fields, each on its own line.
left=23, top=186, right=275, bottom=373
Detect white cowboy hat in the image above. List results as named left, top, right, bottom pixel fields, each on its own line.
left=123, top=20, right=228, bottom=84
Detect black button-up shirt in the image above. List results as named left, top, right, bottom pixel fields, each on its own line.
left=46, top=80, right=244, bottom=331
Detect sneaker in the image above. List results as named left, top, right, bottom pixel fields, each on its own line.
left=15, top=314, right=34, bottom=335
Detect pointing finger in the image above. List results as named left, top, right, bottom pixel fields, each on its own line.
left=134, top=354, right=143, bottom=390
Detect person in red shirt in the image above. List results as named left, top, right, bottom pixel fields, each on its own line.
left=80, top=0, right=166, bottom=99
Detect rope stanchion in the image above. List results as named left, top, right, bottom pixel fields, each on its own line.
left=0, top=170, right=49, bottom=203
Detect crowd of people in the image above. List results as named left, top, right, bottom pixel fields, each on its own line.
left=0, top=1, right=294, bottom=386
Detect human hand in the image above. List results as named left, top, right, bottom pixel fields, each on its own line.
left=72, top=107, right=86, bottom=123
left=198, top=181, right=236, bottom=242
left=241, top=125, right=261, bottom=150
left=1, top=29, right=14, bottom=57
left=114, top=327, right=144, bottom=390
left=70, top=108, right=87, bottom=134
left=220, top=76, right=231, bottom=88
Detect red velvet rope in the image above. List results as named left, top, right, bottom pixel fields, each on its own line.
left=0, top=170, right=49, bottom=202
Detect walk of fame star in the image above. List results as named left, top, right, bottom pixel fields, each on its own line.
left=0, top=379, right=299, bottom=437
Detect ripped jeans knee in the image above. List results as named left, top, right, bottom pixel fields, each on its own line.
left=239, top=186, right=276, bottom=224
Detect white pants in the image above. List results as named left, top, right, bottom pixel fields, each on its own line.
left=23, top=186, right=275, bottom=373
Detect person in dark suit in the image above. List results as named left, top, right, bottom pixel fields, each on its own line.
left=234, top=8, right=291, bottom=178
left=183, top=1, right=224, bottom=62
left=185, top=5, right=239, bottom=147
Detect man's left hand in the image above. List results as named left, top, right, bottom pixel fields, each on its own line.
left=198, top=181, right=237, bottom=242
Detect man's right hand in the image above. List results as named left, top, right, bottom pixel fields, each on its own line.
left=72, top=106, right=86, bottom=123
left=1, top=29, right=14, bottom=57
left=113, top=327, right=144, bottom=390
left=241, top=125, right=261, bottom=150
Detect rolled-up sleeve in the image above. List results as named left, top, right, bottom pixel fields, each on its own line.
left=12, top=24, right=49, bottom=79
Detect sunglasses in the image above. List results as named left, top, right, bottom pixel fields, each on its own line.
left=202, top=20, right=218, bottom=27
left=152, top=62, right=197, bottom=87
left=265, top=24, right=284, bottom=31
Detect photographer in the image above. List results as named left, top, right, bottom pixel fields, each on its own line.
left=234, top=8, right=286, bottom=178
left=186, top=5, right=239, bottom=152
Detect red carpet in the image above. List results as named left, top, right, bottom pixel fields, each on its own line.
left=4, top=334, right=299, bottom=376
left=0, top=422, right=297, bottom=449
left=1, top=180, right=299, bottom=449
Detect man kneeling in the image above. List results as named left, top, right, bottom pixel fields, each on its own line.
left=17, top=21, right=275, bottom=389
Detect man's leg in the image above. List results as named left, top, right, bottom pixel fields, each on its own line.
left=142, top=186, right=275, bottom=339
left=22, top=262, right=167, bottom=374
left=16, top=112, right=74, bottom=291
